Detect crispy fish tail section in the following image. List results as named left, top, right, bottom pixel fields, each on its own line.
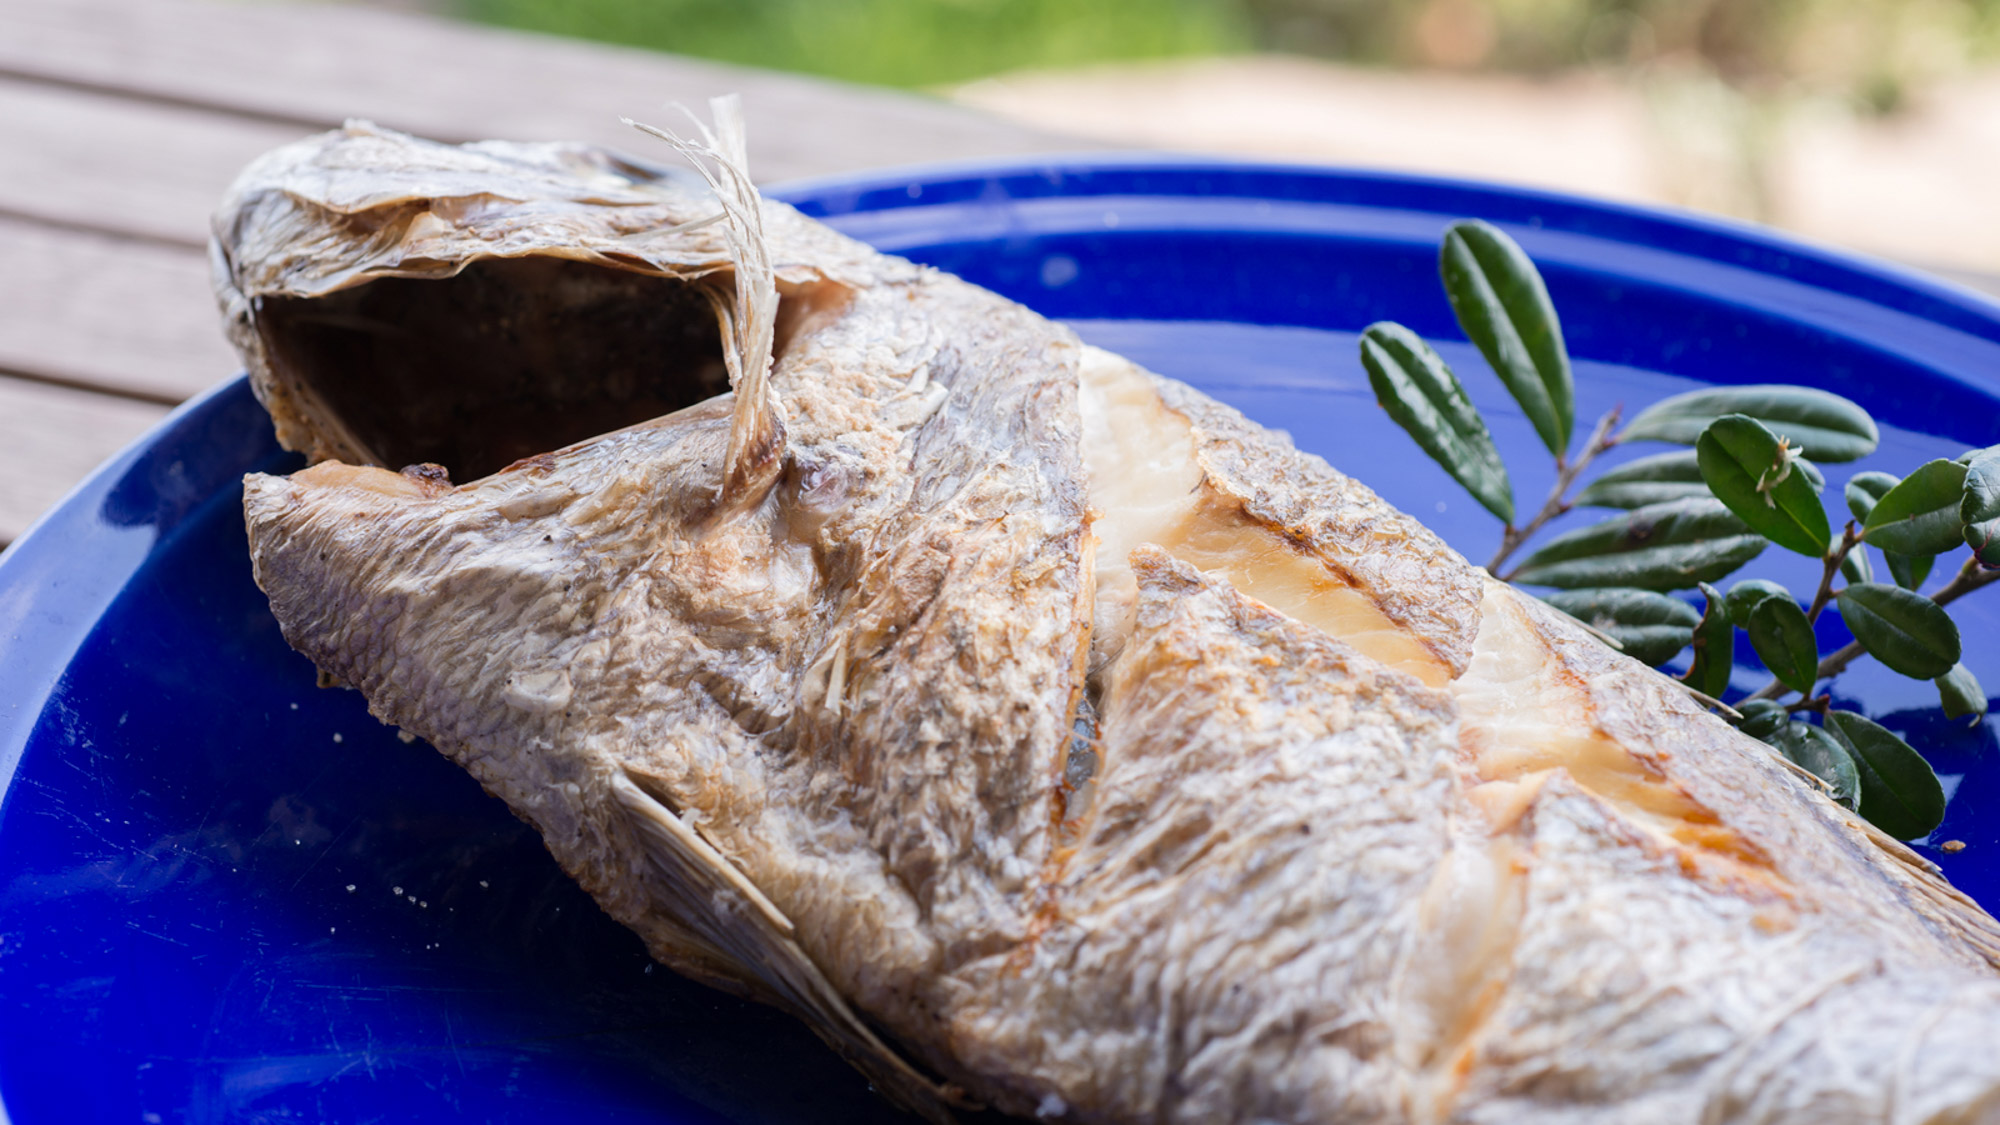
left=624, top=95, right=784, bottom=505
left=611, top=772, right=962, bottom=1124
left=1694, top=967, right=2000, bottom=1125
left=1483, top=584, right=2000, bottom=974
left=1857, top=818, right=2000, bottom=968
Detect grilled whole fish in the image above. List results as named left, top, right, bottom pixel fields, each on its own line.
left=217, top=106, right=2000, bottom=1124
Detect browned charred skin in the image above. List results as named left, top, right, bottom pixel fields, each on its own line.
left=397, top=462, right=453, bottom=496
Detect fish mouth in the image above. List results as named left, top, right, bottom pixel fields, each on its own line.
left=256, top=257, right=736, bottom=482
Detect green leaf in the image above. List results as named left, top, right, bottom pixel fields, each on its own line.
left=1696, top=415, right=1831, bottom=557
left=1861, top=458, right=1968, bottom=557
left=1541, top=588, right=1700, bottom=666
left=1734, top=698, right=1788, bottom=740
left=1826, top=709, right=1947, bottom=839
left=1439, top=220, right=1574, bottom=456
left=1360, top=323, right=1514, bottom=523
left=1937, top=663, right=1988, bottom=725
left=1682, top=581, right=1735, bottom=698
left=1745, top=595, right=1819, bottom=694
left=1960, top=450, right=2000, bottom=566
left=1772, top=721, right=1861, bottom=811
left=1844, top=476, right=1934, bottom=587
left=1510, top=498, right=1766, bottom=591
left=1724, top=578, right=1791, bottom=624
left=1575, top=450, right=1710, bottom=510
left=1835, top=582, right=1961, bottom=680
left=1578, top=450, right=1824, bottom=512
left=1621, top=384, right=1879, bottom=462
left=1840, top=548, right=1872, bottom=584
left=1885, top=549, right=1935, bottom=592
left=1845, top=470, right=1898, bottom=522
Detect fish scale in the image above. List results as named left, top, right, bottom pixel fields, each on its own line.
left=220, top=104, right=2000, bottom=1124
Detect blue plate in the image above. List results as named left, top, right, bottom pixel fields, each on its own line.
left=4, top=159, right=2000, bottom=1124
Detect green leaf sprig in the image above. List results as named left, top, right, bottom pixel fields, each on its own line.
left=1359, top=218, right=2000, bottom=841
left=1358, top=323, right=1514, bottom=523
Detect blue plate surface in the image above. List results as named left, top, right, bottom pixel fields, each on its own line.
left=4, top=158, right=2000, bottom=1124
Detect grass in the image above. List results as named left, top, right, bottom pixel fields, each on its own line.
left=463, top=0, right=1252, bottom=89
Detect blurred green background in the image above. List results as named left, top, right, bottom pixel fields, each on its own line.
left=463, top=0, right=1249, bottom=89
left=463, top=0, right=2000, bottom=109
left=463, top=0, right=1246, bottom=89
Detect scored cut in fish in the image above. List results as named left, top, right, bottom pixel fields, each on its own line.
left=215, top=101, right=2000, bottom=1124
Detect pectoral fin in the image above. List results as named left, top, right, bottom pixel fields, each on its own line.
left=610, top=771, right=962, bottom=1124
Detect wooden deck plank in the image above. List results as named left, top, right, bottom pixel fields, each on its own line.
left=0, top=216, right=235, bottom=403
left=0, top=0, right=1094, bottom=185
left=0, top=0, right=1095, bottom=547
left=0, top=376, right=170, bottom=545
left=0, top=74, right=312, bottom=247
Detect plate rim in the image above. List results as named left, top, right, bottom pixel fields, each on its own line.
left=0, top=377, right=256, bottom=794
left=770, top=152, right=2000, bottom=332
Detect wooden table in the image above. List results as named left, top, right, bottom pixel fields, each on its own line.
left=0, top=0, right=1094, bottom=547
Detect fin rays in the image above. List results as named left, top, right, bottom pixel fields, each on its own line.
left=624, top=95, right=785, bottom=507
left=610, top=771, right=962, bottom=1124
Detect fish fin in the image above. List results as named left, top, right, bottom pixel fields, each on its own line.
left=623, top=96, right=785, bottom=506
left=610, top=770, right=962, bottom=1124
left=1855, top=817, right=2000, bottom=969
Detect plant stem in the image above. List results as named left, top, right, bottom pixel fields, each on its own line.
left=1742, top=554, right=2000, bottom=703
left=1488, top=406, right=1622, bottom=576
left=1802, top=522, right=1863, bottom=625
left=1743, top=527, right=1857, bottom=711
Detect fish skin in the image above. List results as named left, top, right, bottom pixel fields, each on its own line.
left=952, top=546, right=1465, bottom=1123
left=1489, top=587, right=2000, bottom=972
left=222, top=119, right=2000, bottom=1124
left=1146, top=375, right=1485, bottom=676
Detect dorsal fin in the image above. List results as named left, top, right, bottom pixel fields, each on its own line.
left=625, top=95, right=784, bottom=507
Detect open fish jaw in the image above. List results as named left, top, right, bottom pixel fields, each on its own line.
left=223, top=121, right=2000, bottom=1124
left=213, top=119, right=899, bottom=474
